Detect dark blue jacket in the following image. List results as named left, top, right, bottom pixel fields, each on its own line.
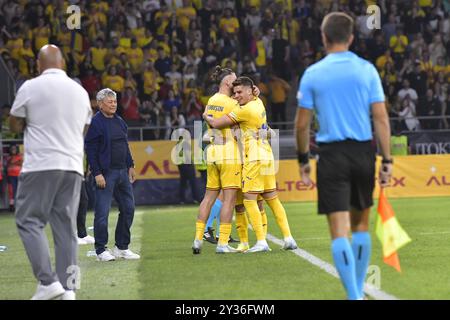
left=85, top=111, right=134, bottom=176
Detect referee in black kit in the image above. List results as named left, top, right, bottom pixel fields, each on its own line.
left=295, top=12, right=392, bottom=300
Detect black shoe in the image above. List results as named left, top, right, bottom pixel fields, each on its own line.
left=203, top=228, right=217, bottom=244
left=215, top=235, right=240, bottom=243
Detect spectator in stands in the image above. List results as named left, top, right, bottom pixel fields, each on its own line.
left=185, top=90, right=203, bottom=125
left=139, top=92, right=162, bottom=140
left=154, top=46, right=172, bottom=77
left=419, top=88, right=441, bottom=130
left=389, top=27, right=408, bottom=65
left=271, top=27, right=290, bottom=80
left=163, top=89, right=181, bottom=139
left=398, top=79, right=419, bottom=105
left=121, top=86, right=141, bottom=125
left=398, top=95, right=420, bottom=131
left=85, top=88, right=140, bottom=262
left=407, top=61, right=428, bottom=98
left=268, top=74, right=291, bottom=130
left=81, top=67, right=101, bottom=98
left=429, top=34, right=446, bottom=65
left=6, top=144, right=22, bottom=211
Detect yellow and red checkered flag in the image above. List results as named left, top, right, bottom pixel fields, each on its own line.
left=375, top=188, right=411, bottom=272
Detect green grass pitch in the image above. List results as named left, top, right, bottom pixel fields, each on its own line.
left=1, top=197, right=449, bottom=300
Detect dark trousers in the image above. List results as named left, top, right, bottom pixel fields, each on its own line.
left=271, top=102, right=287, bottom=129
left=178, top=164, right=200, bottom=203
left=77, top=180, right=88, bottom=238
left=8, top=176, right=18, bottom=204
left=94, top=168, right=135, bottom=254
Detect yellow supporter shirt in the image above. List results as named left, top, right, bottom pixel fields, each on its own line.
left=57, top=31, right=71, bottom=47
left=228, top=98, right=273, bottom=162
left=204, top=93, right=240, bottom=163
left=389, top=35, right=408, bottom=54
left=126, top=47, right=144, bottom=73
left=143, top=70, right=160, bottom=94
left=92, top=1, right=109, bottom=13
left=6, top=38, right=23, bottom=60
left=103, top=75, right=124, bottom=92
left=18, top=47, right=34, bottom=75
left=176, top=6, right=197, bottom=32
left=219, top=17, right=240, bottom=34
left=255, top=40, right=266, bottom=67
left=33, top=26, right=50, bottom=51
left=132, top=28, right=146, bottom=43
left=419, top=0, right=432, bottom=7
left=91, top=47, right=108, bottom=72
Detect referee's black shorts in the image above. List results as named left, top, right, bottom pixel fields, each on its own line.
left=316, top=140, right=376, bottom=214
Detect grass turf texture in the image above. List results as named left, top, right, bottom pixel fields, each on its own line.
left=0, top=197, right=449, bottom=300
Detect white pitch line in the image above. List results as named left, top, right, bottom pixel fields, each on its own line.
left=419, top=231, right=450, bottom=235
left=265, top=233, right=399, bottom=300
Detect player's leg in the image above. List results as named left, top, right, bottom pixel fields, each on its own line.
left=192, top=163, right=220, bottom=254
left=350, top=207, right=371, bottom=299
left=257, top=197, right=267, bottom=237
left=318, top=145, right=360, bottom=300
left=349, top=144, right=376, bottom=298
left=261, top=161, right=297, bottom=249
left=327, top=211, right=360, bottom=300
left=216, top=188, right=239, bottom=253
left=204, top=190, right=223, bottom=244
left=214, top=162, right=241, bottom=253
left=235, top=190, right=249, bottom=251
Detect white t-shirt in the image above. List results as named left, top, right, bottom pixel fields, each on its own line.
left=10, top=68, right=92, bottom=175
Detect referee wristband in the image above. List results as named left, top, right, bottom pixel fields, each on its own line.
left=382, top=158, right=393, bottom=164
left=297, top=152, right=310, bottom=166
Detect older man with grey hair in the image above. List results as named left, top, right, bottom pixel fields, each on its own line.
left=9, top=44, right=92, bottom=300
left=85, top=88, right=139, bottom=261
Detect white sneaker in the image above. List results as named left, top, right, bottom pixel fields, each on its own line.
left=216, top=244, right=239, bottom=253
left=31, top=281, right=65, bottom=300
left=192, top=239, right=202, bottom=254
left=97, top=250, right=116, bottom=261
left=244, top=240, right=271, bottom=253
left=77, top=235, right=95, bottom=245
left=60, top=290, right=76, bottom=300
left=282, top=236, right=298, bottom=250
left=112, top=246, right=140, bottom=260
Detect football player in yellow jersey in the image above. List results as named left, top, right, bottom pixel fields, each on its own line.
left=192, top=66, right=242, bottom=254
left=204, top=76, right=298, bottom=252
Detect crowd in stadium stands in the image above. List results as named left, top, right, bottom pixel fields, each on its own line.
left=0, top=0, right=449, bottom=141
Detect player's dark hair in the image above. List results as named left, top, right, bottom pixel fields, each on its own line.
left=210, top=65, right=234, bottom=85
left=321, top=12, right=354, bottom=45
left=232, top=76, right=255, bottom=90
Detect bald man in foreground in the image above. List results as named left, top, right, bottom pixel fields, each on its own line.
left=10, top=44, right=92, bottom=300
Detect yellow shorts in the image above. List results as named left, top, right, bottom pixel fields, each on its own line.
left=206, top=162, right=242, bottom=190
left=242, top=161, right=277, bottom=194
left=236, top=190, right=263, bottom=206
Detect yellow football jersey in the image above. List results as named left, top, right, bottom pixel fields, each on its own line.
left=228, top=98, right=274, bottom=162
left=204, top=93, right=240, bottom=163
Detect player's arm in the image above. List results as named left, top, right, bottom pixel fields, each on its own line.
left=202, top=113, right=234, bottom=129
left=295, top=108, right=312, bottom=156
left=369, top=63, right=392, bottom=187
left=372, top=102, right=392, bottom=187
left=295, top=70, right=314, bottom=185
